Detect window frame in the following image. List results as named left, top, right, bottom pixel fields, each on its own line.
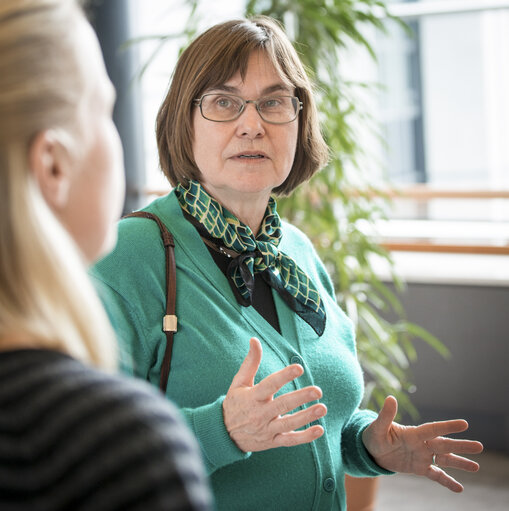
left=371, top=1, right=509, bottom=255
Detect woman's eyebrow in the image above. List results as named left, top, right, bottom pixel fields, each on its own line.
left=261, top=84, right=292, bottom=95
left=207, top=83, right=293, bottom=95
left=208, top=84, right=238, bottom=94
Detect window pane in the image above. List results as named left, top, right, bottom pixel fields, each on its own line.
left=376, top=4, right=509, bottom=223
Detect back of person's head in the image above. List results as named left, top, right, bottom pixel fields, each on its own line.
left=156, top=16, right=329, bottom=196
left=0, top=0, right=117, bottom=369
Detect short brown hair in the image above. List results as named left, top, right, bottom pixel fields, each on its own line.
left=156, top=16, right=329, bottom=196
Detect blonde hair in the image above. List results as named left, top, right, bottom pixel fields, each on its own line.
left=0, top=0, right=117, bottom=369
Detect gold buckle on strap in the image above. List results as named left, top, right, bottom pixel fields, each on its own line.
left=163, top=315, right=177, bottom=332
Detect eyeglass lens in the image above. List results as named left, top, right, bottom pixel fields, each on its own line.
left=200, top=94, right=299, bottom=123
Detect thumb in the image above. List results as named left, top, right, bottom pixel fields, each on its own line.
left=373, top=395, right=398, bottom=433
left=230, top=337, right=262, bottom=389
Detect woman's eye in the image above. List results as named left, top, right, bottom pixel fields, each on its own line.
left=261, top=97, right=282, bottom=109
left=216, top=98, right=231, bottom=108
left=215, top=96, right=239, bottom=109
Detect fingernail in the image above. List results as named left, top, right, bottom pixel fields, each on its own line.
left=313, top=426, right=323, bottom=437
left=292, top=365, right=303, bottom=376
left=315, top=404, right=327, bottom=417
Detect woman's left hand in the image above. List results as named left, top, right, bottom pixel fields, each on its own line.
left=362, top=395, right=484, bottom=493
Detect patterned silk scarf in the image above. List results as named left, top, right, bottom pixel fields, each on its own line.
left=175, top=180, right=326, bottom=336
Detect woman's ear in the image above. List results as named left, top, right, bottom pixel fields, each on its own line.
left=29, top=130, right=72, bottom=211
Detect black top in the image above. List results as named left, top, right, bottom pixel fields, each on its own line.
left=206, top=246, right=281, bottom=334
left=0, top=348, right=213, bottom=511
left=184, top=212, right=281, bottom=334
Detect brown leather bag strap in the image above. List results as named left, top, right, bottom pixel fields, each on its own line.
left=123, top=211, right=176, bottom=393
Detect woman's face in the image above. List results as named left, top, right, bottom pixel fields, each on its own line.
left=59, top=20, right=125, bottom=263
left=191, top=50, right=298, bottom=209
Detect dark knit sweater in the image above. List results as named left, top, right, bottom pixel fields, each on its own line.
left=0, top=348, right=213, bottom=511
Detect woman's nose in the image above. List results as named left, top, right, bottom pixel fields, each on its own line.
left=235, top=102, right=265, bottom=138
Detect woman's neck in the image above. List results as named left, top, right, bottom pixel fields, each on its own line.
left=227, top=202, right=265, bottom=234
left=0, top=332, right=38, bottom=351
left=203, top=188, right=271, bottom=235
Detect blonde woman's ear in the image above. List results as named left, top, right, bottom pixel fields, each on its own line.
left=29, top=130, right=72, bottom=211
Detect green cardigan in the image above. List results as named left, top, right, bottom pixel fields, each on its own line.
left=91, top=191, right=391, bottom=511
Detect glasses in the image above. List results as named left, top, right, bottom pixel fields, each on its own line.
left=193, top=93, right=303, bottom=124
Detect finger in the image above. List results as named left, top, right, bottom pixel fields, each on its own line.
left=230, top=337, right=263, bottom=389
left=426, top=465, right=464, bottom=493
left=415, top=419, right=469, bottom=442
left=269, top=386, right=323, bottom=418
left=254, top=363, right=304, bottom=400
left=272, top=404, right=328, bottom=434
left=373, top=395, right=398, bottom=432
left=273, top=425, right=324, bottom=448
left=434, top=453, right=480, bottom=472
left=427, top=438, right=484, bottom=456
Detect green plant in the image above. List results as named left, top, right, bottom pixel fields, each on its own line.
left=140, top=0, right=448, bottom=419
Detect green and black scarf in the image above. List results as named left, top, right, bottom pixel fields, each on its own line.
left=176, top=180, right=326, bottom=336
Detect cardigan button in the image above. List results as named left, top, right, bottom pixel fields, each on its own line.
left=290, top=355, right=303, bottom=365
left=323, top=477, right=335, bottom=492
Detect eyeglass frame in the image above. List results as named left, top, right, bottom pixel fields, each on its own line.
left=193, top=93, right=303, bottom=125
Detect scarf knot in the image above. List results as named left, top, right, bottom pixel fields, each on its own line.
left=176, top=180, right=326, bottom=336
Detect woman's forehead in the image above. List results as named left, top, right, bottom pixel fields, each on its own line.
left=203, top=50, right=294, bottom=93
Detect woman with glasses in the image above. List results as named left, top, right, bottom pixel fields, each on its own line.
left=92, top=17, right=482, bottom=511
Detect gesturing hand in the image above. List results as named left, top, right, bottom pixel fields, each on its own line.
left=223, top=337, right=327, bottom=453
left=362, top=396, right=484, bottom=492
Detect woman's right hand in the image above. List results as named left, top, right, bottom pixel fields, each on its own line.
left=222, top=337, right=327, bottom=453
